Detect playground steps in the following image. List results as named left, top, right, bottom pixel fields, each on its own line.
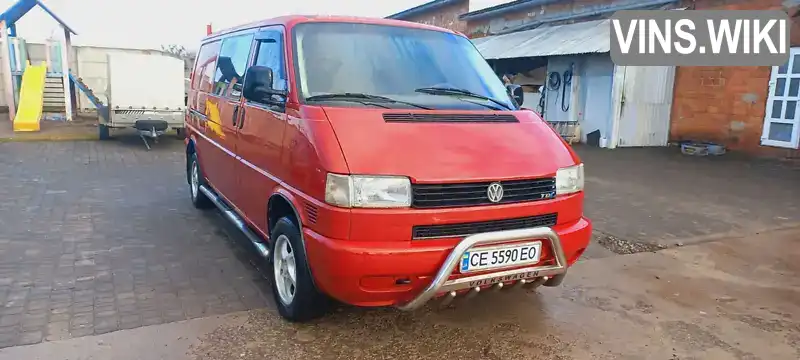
left=68, top=72, right=109, bottom=121
left=43, top=76, right=65, bottom=112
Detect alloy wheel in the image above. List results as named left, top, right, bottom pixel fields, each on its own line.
left=273, top=234, right=297, bottom=305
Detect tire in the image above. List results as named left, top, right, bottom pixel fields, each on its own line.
left=188, top=152, right=213, bottom=209
left=269, top=217, right=329, bottom=322
left=98, top=124, right=110, bottom=140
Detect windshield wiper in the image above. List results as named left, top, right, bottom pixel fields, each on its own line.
left=415, top=87, right=512, bottom=110
left=306, top=96, right=390, bottom=109
left=305, top=93, right=432, bottom=110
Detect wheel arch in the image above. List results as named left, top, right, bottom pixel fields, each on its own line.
left=267, top=189, right=320, bottom=289
left=186, top=135, right=197, bottom=155
left=185, top=137, right=198, bottom=183
left=267, top=189, right=306, bottom=239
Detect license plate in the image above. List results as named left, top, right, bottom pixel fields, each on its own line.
left=460, top=241, right=542, bottom=273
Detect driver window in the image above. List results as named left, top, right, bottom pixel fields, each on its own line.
left=254, top=34, right=286, bottom=92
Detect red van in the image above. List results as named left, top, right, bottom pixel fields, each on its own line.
left=184, top=15, right=591, bottom=322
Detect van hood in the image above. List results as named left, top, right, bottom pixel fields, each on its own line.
left=322, top=108, right=579, bottom=182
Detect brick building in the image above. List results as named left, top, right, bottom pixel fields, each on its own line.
left=671, top=0, right=800, bottom=157
left=387, top=0, right=800, bottom=158
left=386, top=0, right=470, bottom=33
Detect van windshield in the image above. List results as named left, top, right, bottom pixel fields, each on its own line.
left=292, top=22, right=515, bottom=110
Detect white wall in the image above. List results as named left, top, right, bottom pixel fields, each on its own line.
left=26, top=41, right=77, bottom=73
left=578, top=54, right=614, bottom=143
left=539, top=54, right=618, bottom=145
left=543, top=56, right=579, bottom=122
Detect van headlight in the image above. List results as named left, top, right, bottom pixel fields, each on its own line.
left=325, top=173, right=412, bottom=208
left=555, top=164, right=584, bottom=195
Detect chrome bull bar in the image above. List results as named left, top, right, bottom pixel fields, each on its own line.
left=396, top=227, right=567, bottom=311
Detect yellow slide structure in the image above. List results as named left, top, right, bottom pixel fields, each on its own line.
left=13, top=61, right=47, bottom=132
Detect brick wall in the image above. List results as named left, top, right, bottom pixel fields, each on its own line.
left=402, top=1, right=470, bottom=33
left=405, top=0, right=632, bottom=38
left=669, top=0, right=800, bottom=158
left=465, top=0, right=624, bottom=38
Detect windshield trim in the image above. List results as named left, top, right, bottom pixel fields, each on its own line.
left=290, top=21, right=507, bottom=108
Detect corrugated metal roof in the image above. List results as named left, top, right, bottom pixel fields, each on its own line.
left=473, top=19, right=610, bottom=60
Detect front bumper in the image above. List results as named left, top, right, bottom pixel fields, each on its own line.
left=396, top=226, right=568, bottom=311
left=303, top=217, right=591, bottom=308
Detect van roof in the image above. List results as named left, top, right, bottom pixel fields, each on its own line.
left=202, top=15, right=462, bottom=43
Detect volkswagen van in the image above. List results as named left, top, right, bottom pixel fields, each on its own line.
left=184, top=15, right=591, bottom=322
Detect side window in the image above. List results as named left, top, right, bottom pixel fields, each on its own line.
left=192, top=41, right=220, bottom=93
left=253, top=33, right=286, bottom=92
left=213, top=33, right=255, bottom=99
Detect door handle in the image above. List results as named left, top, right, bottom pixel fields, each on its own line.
left=232, top=105, right=239, bottom=127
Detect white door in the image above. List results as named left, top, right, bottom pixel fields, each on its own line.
left=762, top=48, right=800, bottom=149
left=613, top=65, right=676, bottom=147
left=580, top=54, right=614, bottom=143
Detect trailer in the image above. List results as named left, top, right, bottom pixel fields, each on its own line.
left=96, top=52, right=186, bottom=148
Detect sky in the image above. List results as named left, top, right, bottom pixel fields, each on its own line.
left=0, top=0, right=508, bottom=51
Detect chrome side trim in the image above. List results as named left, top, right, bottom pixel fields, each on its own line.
left=395, top=226, right=568, bottom=311
left=240, top=157, right=281, bottom=184
left=199, top=185, right=269, bottom=258
left=189, top=125, right=237, bottom=158
left=216, top=141, right=237, bottom=158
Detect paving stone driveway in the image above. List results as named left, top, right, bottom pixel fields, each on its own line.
left=0, top=139, right=269, bottom=348
left=4, top=138, right=795, bottom=350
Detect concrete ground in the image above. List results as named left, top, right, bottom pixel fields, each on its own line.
left=2, top=227, right=797, bottom=360
left=0, top=138, right=797, bottom=359
left=577, top=145, right=799, bottom=251
left=0, top=114, right=100, bottom=142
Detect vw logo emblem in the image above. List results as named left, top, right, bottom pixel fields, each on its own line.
left=486, top=182, right=504, bottom=203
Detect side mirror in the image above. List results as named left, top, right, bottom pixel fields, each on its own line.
left=243, top=65, right=287, bottom=103
left=506, top=84, right=524, bottom=108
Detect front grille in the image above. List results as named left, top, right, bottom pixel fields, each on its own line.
left=412, top=213, right=558, bottom=239
left=412, top=178, right=556, bottom=208
left=383, top=113, right=518, bottom=123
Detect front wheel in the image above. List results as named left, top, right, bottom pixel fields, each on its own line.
left=269, top=217, right=329, bottom=322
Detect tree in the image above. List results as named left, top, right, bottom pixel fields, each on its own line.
left=161, top=44, right=197, bottom=73
left=161, top=44, right=193, bottom=58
